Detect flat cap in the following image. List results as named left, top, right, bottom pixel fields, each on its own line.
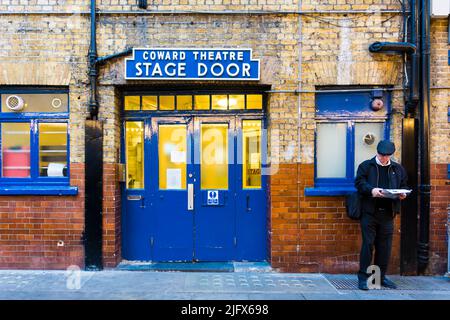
left=377, top=140, right=395, bottom=155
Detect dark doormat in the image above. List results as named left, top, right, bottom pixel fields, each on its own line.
left=117, top=262, right=234, bottom=272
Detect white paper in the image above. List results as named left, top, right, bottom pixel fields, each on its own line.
left=47, top=163, right=65, bottom=177
left=250, top=153, right=260, bottom=169
left=170, top=150, right=186, bottom=164
left=166, top=168, right=181, bottom=189
left=382, top=189, right=412, bottom=199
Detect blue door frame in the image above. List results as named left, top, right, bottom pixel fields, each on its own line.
left=122, top=114, right=267, bottom=262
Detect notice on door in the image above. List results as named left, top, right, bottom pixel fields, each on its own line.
left=166, top=168, right=182, bottom=189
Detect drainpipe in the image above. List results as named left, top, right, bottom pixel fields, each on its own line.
left=369, top=0, right=423, bottom=275
left=85, top=0, right=132, bottom=270
left=88, top=0, right=98, bottom=120
left=417, top=0, right=431, bottom=274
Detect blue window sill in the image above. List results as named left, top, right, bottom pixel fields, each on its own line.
left=304, top=186, right=356, bottom=196
left=0, top=185, right=78, bottom=195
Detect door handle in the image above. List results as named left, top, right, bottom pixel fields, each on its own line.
left=246, top=194, right=251, bottom=212
left=188, top=183, right=194, bottom=211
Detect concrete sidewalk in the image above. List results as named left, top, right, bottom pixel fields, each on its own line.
left=0, top=268, right=449, bottom=300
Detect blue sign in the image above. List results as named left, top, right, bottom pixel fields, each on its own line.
left=125, top=48, right=260, bottom=80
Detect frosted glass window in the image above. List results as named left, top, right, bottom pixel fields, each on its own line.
left=39, top=123, right=68, bottom=177
left=1, top=123, right=31, bottom=178
left=316, top=123, right=347, bottom=178
left=201, top=124, right=228, bottom=189
left=354, top=122, right=384, bottom=176
left=125, top=121, right=144, bottom=189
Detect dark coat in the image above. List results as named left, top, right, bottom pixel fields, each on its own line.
left=355, top=156, right=408, bottom=216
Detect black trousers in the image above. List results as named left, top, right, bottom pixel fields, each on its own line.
left=358, top=210, right=394, bottom=281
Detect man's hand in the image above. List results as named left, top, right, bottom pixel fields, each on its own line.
left=399, top=193, right=407, bottom=200
left=371, top=188, right=384, bottom=198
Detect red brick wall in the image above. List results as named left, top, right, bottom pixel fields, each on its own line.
left=0, top=163, right=85, bottom=269
left=427, top=164, right=449, bottom=274
left=102, top=163, right=122, bottom=268
left=270, top=163, right=401, bottom=274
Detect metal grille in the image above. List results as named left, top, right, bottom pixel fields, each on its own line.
left=325, top=274, right=450, bottom=291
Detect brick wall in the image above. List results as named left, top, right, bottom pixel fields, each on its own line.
left=270, top=164, right=401, bottom=273
left=427, top=164, right=449, bottom=274
left=0, top=164, right=85, bottom=269
left=103, top=163, right=122, bottom=268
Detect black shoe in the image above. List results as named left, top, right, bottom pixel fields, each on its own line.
left=358, top=279, right=369, bottom=290
left=381, top=277, right=397, bottom=289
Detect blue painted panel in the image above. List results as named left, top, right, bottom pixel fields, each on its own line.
left=316, top=90, right=389, bottom=117
left=0, top=185, right=77, bottom=195
left=122, top=189, right=151, bottom=260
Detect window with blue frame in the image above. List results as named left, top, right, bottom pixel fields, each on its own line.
left=308, top=89, right=391, bottom=195
left=0, top=89, right=69, bottom=185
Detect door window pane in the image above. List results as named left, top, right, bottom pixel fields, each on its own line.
left=201, top=123, right=228, bottom=189
left=1, top=123, right=31, bottom=178
left=124, top=96, right=140, bottom=111
left=246, top=94, right=263, bottom=109
left=159, top=124, right=187, bottom=190
left=159, top=96, right=175, bottom=110
left=354, top=122, right=384, bottom=176
left=316, top=123, right=347, bottom=178
left=243, top=120, right=262, bottom=188
left=177, top=95, right=192, bottom=110
left=212, top=95, right=228, bottom=110
left=125, top=122, right=144, bottom=189
left=194, top=95, right=210, bottom=110
left=229, top=95, right=245, bottom=110
left=39, top=123, right=68, bottom=177
left=142, top=96, right=157, bottom=110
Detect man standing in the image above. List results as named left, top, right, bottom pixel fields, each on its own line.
left=355, top=140, right=408, bottom=290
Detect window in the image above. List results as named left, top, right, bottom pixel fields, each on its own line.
left=313, top=89, right=390, bottom=189
left=0, top=89, right=69, bottom=184
left=123, top=93, right=264, bottom=111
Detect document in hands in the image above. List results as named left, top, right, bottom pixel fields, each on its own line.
left=381, top=189, right=412, bottom=199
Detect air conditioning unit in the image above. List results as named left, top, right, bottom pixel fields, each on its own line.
left=431, top=0, right=450, bottom=18
left=5, top=95, right=25, bottom=111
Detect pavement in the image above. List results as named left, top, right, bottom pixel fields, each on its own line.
left=0, top=262, right=449, bottom=300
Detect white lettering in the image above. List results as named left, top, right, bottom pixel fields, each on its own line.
left=172, top=52, right=178, bottom=60
left=226, top=63, right=240, bottom=77
left=215, top=52, right=222, bottom=60
left=208, top=51, right=214, bottom=60
left=229, top=52, right=236, bottom=60
left=180, top=51, right=186, bottom=60
left=165, top=63, right=176, bottom=76
left=200, top=52, right=207, bottom=60
left=135, top=63, right=143, bottom=76
left=211, top=63, right=224, bottom=77
left=242, top=63, right=251, bottom=77
left=152, top=63, right=163, bottom=76
left=193, top=51, right=199, bottom=60
left=150, top=51, right=156, bottom=60
left=143, top=63, right=152, bottom=76
left=198, top=63, right=208, bottom=77
left=178, top=63, right=186, bottom=77
left=143, top=51, right=149, bottom=60
left=237, top=51, right=244, bottom=61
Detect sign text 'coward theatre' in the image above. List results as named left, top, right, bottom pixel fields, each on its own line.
left=125, top=48, right=260, bottom=80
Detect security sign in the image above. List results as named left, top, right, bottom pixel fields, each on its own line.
left=207, top=190, right=219, bottom=206
left=125, top=48, right=260, bottom=80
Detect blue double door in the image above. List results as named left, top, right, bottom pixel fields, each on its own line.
left=123, top=115, right=267, bottom=262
